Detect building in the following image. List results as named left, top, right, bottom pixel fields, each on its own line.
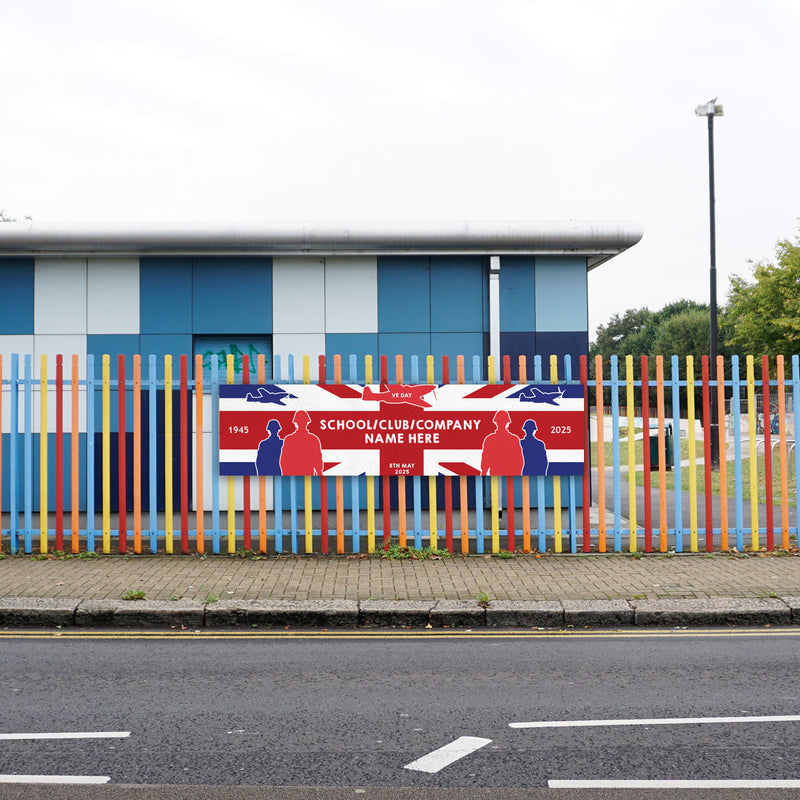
left=0, top=220, right=641, bottom=526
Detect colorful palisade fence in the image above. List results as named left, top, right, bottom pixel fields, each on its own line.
left=0, top=352, right=798, bottom=556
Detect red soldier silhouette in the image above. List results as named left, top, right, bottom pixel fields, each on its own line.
left=279, top=410, right=324, bottom=476
left=480, top=409, right=523, bottom=476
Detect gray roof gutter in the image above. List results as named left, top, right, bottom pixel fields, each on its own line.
left=0, top=220, right=642, bottom=269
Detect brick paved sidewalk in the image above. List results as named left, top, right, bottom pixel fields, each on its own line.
left=1, top=552, right=800, bottom=604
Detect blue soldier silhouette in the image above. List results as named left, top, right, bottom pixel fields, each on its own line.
left=255, top=419, right=284, bottom=476
left=520, top=419, right=548, bottom=476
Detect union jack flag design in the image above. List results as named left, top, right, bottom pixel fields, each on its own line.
left=218, top=383, right=584, bottom=477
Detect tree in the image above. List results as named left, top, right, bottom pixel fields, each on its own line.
left=589, top=307, right=653, bottom=358
left=650, top=308, right=712, bottom=361
left=726, top=233, right=800, bottom=355
left=590, top=299, right=712, bottom=359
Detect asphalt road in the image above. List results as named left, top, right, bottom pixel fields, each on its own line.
left=1, top=629, right=800, bottom=798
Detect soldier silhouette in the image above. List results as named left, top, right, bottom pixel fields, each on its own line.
left=279, top=410, right=324, bottom=476
left=255, top=419, right=283, bottom=476
left=520, top=418, right=549, bottom=476
left=480, top=409, right=523, bottom=475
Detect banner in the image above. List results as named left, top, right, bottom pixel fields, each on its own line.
left=218, top=383, right=584, bottom=477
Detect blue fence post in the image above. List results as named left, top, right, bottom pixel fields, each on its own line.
left=272, top=354, right=283, bottom=554
left=532, top=355, right=546, bottom=552
left=610, top=355, right=621, bottom=552
left=86, top=355, right=95, bottom=552
left=472, top=355, right=484, bottom=553
left=210, top=354, right=220, bottom=553
left=564, top=355, right=577, bottom=553
left=410, top=355, right=422, bottom=548
left=349, top=354, right=360, bottom=553
left=148, top=355, right=158, bottom=553
left=23, top=355, right=33, bottom=553
left=731, top=355, right=744, bottom=550
left=7, top=355, right=17, bottom=551
left=9, top=354, right=19, bottom=553
left=669, top=356, right=683, bottom=551
left=287, top=355, right=298, bottom=555
left=793, top=356, right=800, bottom=537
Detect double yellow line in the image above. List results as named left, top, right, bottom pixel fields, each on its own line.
left=0, top=629, right=798, bottom=641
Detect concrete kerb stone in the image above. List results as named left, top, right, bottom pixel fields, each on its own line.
left=360, top=600, right=435, bottom=627
left=486, top=600, right=563, bottom=628
left=563, top=599, right=634, bottom=627
left=205, top=599, right=359, bottom=628
left=0, top=597, right=78, bottom=627
left=2, top=596, right=799, bottom=629
left=779, top=597, right=800, bottom=623
left=429, top=600, right=486, bottom=627
left=632, top=597, right=791, bottom=626
left=75, top=599, right=205, bottom=628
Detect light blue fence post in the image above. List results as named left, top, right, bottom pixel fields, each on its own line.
left=471, top=355, right=484, bottom=553
left=533, top=355, right=546, bottom=552
left=410, top=355, right=422, bottom=548
left=272, top=354, right=283, bottom=554
left=670, top=355, right=683, bottom=552
left=349, top=354, right=360, bottom=553
left=210, top=355, right=220, bottom=554
left=23, top=355, right=33, bottom=553
left=287, top=354, right=298, bottom=555
left=793, top=356, right=800, bottom=535
left=564, top=355, right=577, bottom=553
left=86, top=355, right=96, bottom=551
left=610, top=355, right=621, bottom=551
left=9, top=354, right=19, bottom=553
left=147, top=355, right=158, bottom=553
left=731, top=355, right=744, bottom=550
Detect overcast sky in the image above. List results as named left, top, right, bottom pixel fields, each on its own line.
left=2, top=0, right=798, bottom=338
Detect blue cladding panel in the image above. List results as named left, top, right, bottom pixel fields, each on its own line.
left=499, top=332, right=536, bottom=373
left=140, top=334, right=194, bottom=361
left=192, top=257, right=272, bottom=334
left=86, top=335, right=141, bottom=379
left=430, top=256, right=485, bottom=333
left=0, top=258, right=34, bottom=334
left=140, top=258, right=192, bottom=334
left=431, top=332, right=484, bottom=382
left=534, top=257, right=587, bottom=332
left=499, top=256, right=535, bottom=332
left=377, top=257, right=430, bottom=333
left=535, top=331, right=589, bottom=365
left=2, top=434, right=88, bottom=513
left=377, top=333, right=431, bottom=379
left=325, top=333, right=378, bottom=382
left=87, top=335, right=140, bottom=433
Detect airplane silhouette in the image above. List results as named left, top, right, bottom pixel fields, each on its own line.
left=362, top=384, right=436, bottom=409
left=508, top=386, right=566, bottom=406
left=245, top=386, right=298, bottom=406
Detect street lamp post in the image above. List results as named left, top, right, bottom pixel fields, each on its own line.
left=695, top=98, right=723, bottom=470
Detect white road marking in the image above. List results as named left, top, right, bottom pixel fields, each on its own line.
left=0, top=731, right=130, bottom=740
left=550, top=780, right=800, bottom=788
left=403, top=736, right=492, bottom=773
left=0, top=774, right=110, bottom=784
left=510, top=714, right=800, bottom=729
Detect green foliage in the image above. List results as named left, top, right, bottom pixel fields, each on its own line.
left=727, top=234, right=800, bottom=355
left=650, top=308, right=712, bottom=360
left=590, top=299, right=713, bottom=360
left=380, top=543, right=451, bottom=560
left=204, top=593, right=219, bottom=604
left=476, top=593, right=491, bottom=608
left=121, top=589, right=146, bottom=601
left=590, top=307, right=653, bottom=358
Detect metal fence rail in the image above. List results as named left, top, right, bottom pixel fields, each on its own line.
left=1, top=352, right=798, bottom=555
